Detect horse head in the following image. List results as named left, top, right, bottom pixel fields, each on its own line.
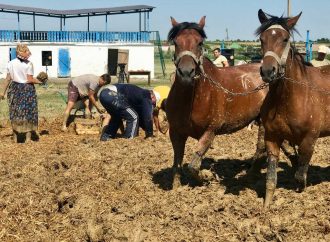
left=256, top=9, right=301, bottom=83
left=168, top=16, right=207, bottom=85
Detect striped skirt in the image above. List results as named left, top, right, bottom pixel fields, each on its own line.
left=7, top=82, right=38, bottom=133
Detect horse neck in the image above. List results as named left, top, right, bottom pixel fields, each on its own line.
left=271, top=51, right=309, bottom=99
left=203, top=57, right=223, bottom=81
left=285, top=50, right=306, bottom=80
left=173, top=76, right=196, bottom=106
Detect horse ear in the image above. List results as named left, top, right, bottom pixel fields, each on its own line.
left=198, top=16, right=206, bottom=28
left=287, top=12, right=302, bottom=29
left=171, top=17, right=179, bottom=26
left=258, top=9, right=268, bottom=24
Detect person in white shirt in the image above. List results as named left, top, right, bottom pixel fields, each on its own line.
left=0, top=44, right=45, bottom=143
left=310, top=45, right=330, bottom=67
left=213, top=48, right=229, bottom=67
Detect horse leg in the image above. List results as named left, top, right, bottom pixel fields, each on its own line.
left=250, top=123, right=267, bottom=175
left=281, top=140, right=299, bottom=170
left=295, top=136, right=316, bottom=192
left=264, top=138, right=282, bottom=209
left=188, top=130, right=215, bottom=180
left=169, top=129, right=187, bottom=189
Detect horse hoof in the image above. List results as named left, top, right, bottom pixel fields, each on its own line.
left=294, top=172, right=306, bottom=192
left=295, top=181, right=306, bottom=193
left=187, top=163, right=201, bottom=181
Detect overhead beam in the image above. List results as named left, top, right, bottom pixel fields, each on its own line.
left=0, top=8, right=153, bottom=19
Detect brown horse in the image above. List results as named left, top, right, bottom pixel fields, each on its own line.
left=166, top=16, right=271, bottom=186
left=257, top=9, right=330, bottom=208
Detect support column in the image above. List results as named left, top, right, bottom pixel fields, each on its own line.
left=17, top=11, right=20, bottom=31
left=105, top=14, right=108, bottom=32
left=33, top=13, right=36, bottom=31
left=139, top=12, right=141, bottom=32
left=60, top=17, right=63, bottom=31
left=144, top=12, right=146, bottom=31
left=87, top=14, right=90, bottom=31
left=147, top=12, right=150, bottom=31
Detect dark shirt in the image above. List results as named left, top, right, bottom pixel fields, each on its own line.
left=115, top=84, right=153, bottom=137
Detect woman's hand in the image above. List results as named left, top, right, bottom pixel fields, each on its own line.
left=27, top=75, right=42, bottom=84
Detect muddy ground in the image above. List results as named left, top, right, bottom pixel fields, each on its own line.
left=0, top=118, right=329, bottom=242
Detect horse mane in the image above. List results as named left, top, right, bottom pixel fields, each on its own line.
left=291, top=45, right=313, bottom=66
left=254, top=13, right=299, bottom=36
left=168, top=22, right=207, bottom=41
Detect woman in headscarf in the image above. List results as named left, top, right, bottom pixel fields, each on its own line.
left=0, top=44, right=47, bottom=142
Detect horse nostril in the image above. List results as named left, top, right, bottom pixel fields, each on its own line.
left=272, top=66, right=276, bottom=73
left=178, top=68, right=183, bottom=76
left=189, top=68, right=195, bottom=76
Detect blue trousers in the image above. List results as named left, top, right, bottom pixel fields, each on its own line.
left=99, top=89, right=138, bottom=139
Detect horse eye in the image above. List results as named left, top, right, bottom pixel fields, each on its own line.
left=284, top=38, right=289, bottom=43
left=198, top=41, right=203, bottom=46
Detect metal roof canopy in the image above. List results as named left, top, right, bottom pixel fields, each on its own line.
left=0, top=4, right=155, bottom=31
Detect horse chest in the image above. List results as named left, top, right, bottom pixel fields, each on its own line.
left=263, top=100, right=292, bottom=137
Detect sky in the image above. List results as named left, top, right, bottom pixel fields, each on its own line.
left=0, top=0, right=329, bottom=41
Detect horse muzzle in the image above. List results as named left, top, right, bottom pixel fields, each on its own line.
left=176, top=58, right=198, bottom=84
left=177, top=66, right=196, bottom=83
left=260, top=65, right=278, bottom=83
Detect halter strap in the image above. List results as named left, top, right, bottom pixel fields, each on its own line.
left=174, top=50, right=205, bottom=75
left=264, top=41, right=291, bottom=66
left=265, top=24, right=288, bottom=33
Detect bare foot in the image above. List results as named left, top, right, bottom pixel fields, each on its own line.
left=61, top=126, right=68, bottom=132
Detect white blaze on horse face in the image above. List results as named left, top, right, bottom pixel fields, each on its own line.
left=272, top=30, right=276, bottom=35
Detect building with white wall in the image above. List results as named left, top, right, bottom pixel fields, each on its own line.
left=0, top=4, right=164, bottom=80
left=0, top=41, right=154, bottom=79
